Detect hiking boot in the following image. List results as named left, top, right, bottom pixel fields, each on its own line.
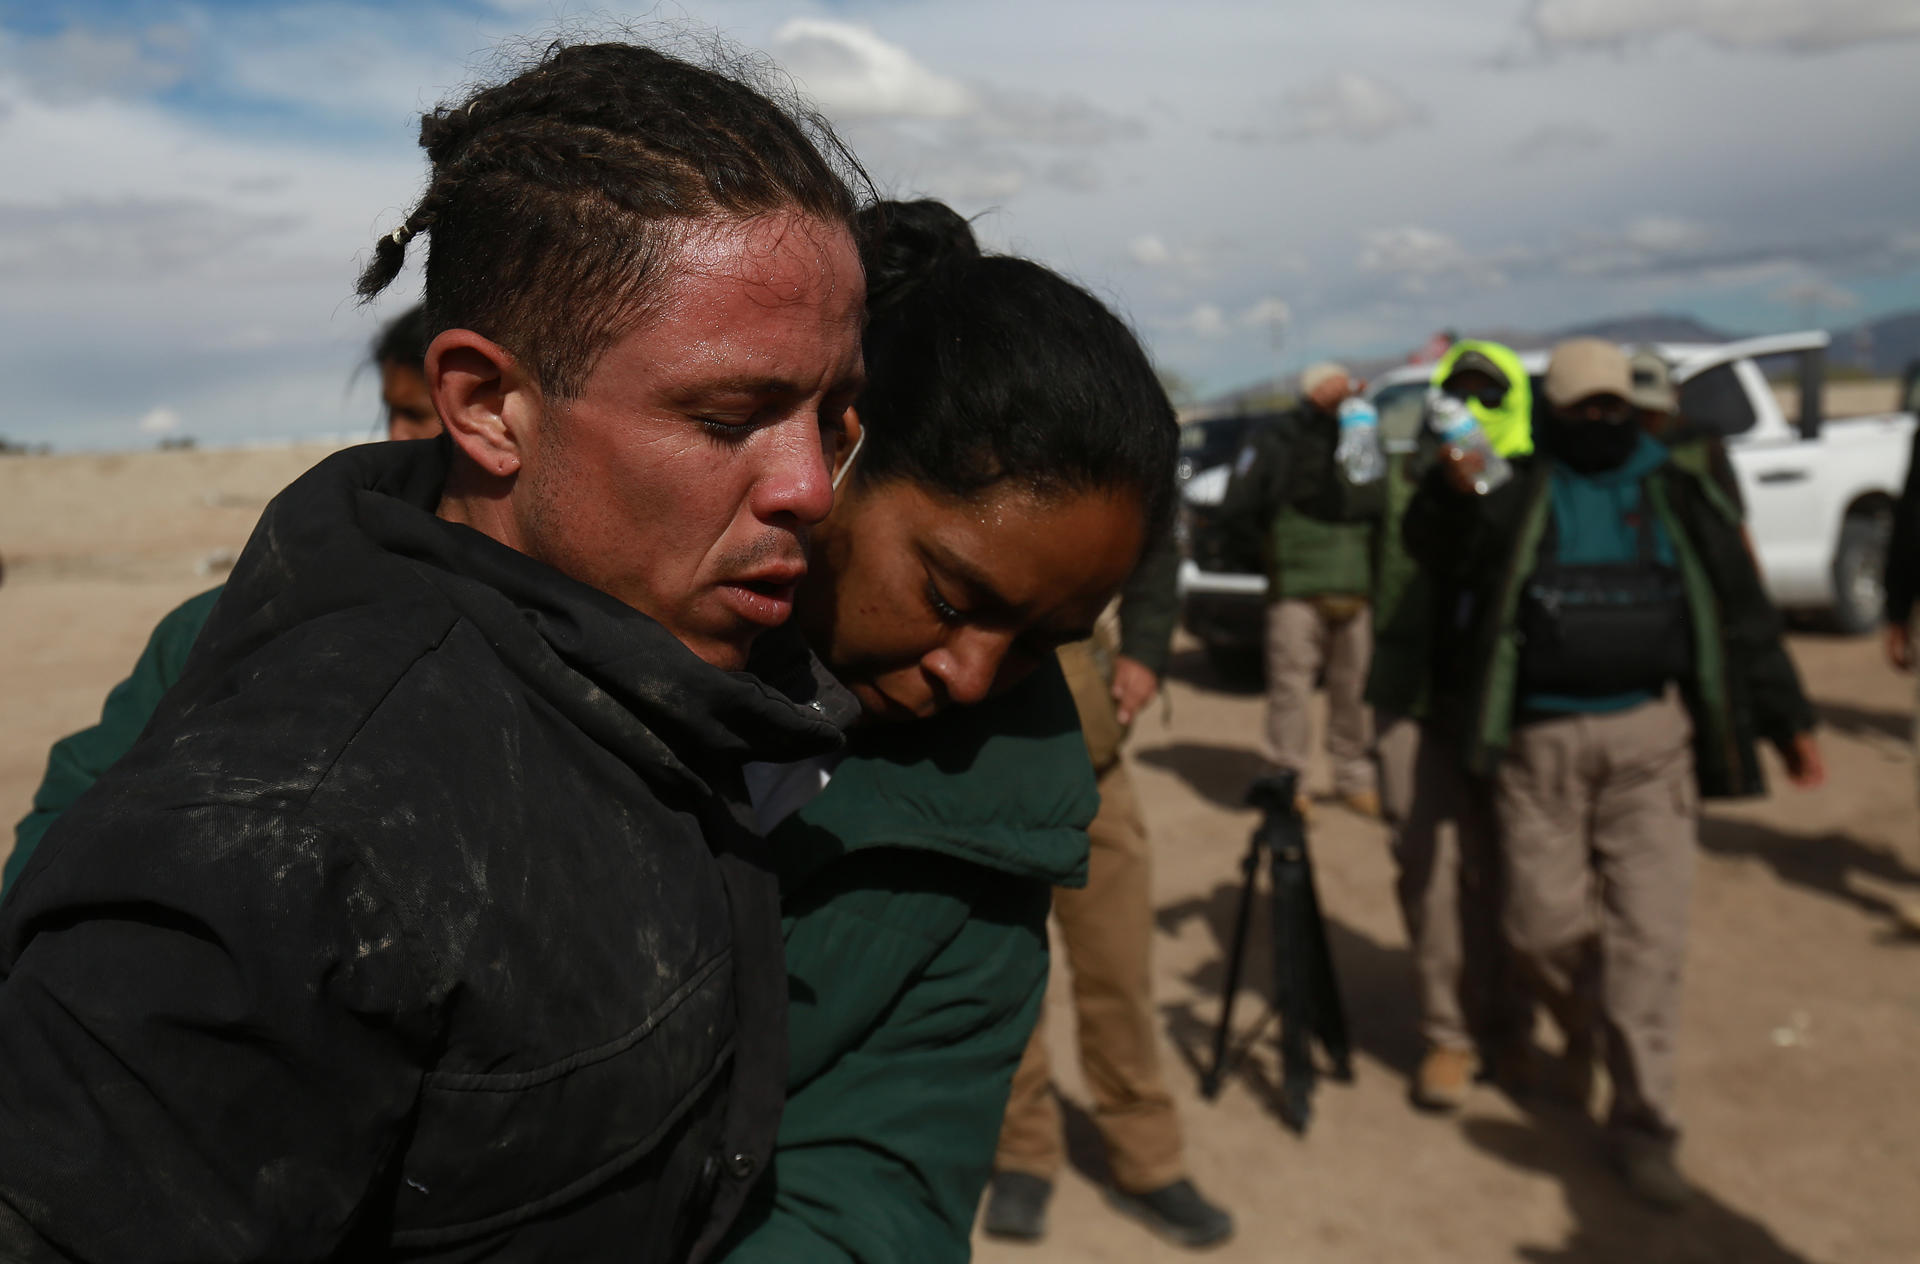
left=1106, top=1178, right=1235, bottom=1249
left=1338, top=788, right=1382, bottom=819
left=981, top=1171, right=1053, bottom=1241
left=1610, top=1133, right=1691, bottom=1212
left=1413, top=1045, right=1477, bottom=1111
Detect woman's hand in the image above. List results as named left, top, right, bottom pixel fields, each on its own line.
left=1110, top=655, right=1160, bottom=726
left=1885, top=622, right=1913, bottom=672
left=1439, top=448, right=1485, bottom=496
left=1783, top=732, right=1826, bottom=789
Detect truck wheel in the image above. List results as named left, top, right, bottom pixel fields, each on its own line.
left=1203, top=641, right=1265, bottom=689
left=1829, top=508, right=1892, bottom=636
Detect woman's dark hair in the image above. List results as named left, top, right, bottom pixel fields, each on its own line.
left=852, top=199, right=1179, bottom=544
left=369, top=304, right=431, bottom=372
left=357, top=40, right=868, bottom=401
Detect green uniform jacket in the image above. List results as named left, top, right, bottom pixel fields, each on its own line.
left=720, top=661, right=1096, bottom=1264
left=6, top=587, right=222, bottom=891
left=1404, top=457, right=1813, bottom=799
left=1217, top=404, right=1384, bottom=601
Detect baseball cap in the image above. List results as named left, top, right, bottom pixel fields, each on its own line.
left=1441, top=349, right=1510, bottom=393
left=1299, top=362, right=1351, bottom=396
left=1627, top=347, right=1677, bottom=414
left=1544, top=338, right=1632, bottom=409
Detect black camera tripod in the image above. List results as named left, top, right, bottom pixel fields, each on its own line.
left=1198, top=769, right=1352, bottom=1133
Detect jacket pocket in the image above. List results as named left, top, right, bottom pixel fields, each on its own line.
left=389, top=950, right=733, bottom=1247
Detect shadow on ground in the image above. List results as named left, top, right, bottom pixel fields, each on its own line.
left=1134, top=743, right=1271, bottom=811
left=1699, top=813, right=1920, bottom=934
left=1814, top=698, right=1911, bottom=746
left=1463, top=1115, right=1818, bottom=1263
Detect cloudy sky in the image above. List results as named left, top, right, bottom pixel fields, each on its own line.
left=4, top=0, right=1919, bottom=448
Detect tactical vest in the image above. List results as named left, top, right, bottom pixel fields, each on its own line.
left=1270, top=505, right=1375, bottom=600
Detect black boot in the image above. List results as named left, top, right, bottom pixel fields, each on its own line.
left=1106, top=1178, right=1235, bottom=1248
left=981, top=1171, right=1053, bottom=1241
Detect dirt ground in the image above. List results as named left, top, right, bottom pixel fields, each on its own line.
left=3, top=446, right=1918, bottom=1263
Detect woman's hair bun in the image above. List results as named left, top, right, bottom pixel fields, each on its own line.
left=857, top=199, right=980, bottom=312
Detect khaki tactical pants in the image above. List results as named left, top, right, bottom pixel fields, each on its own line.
left=995, top=649, right=1184, bottom=1194
left=1496, top=692, right=1697, bottom=1138
left=1263, top=597, right=1375, bottom=797
left=1375, top=714, right=1524, bottom=1054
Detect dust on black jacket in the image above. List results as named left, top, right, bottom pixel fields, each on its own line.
left=0, top=439, right=840, bottom=1261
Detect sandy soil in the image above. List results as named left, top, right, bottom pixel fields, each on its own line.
left=3, top=445, right=1917, bottom=1263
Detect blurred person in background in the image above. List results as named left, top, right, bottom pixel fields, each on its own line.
left=982, top=531, right=1234, bottom=1251
left=373, top=304, right=441, bottom=441
left=0, top=41, right=869, bottom=1259
left=1629, top=347, right=1746, bottom=519
left=1219, top=361, right=1385, bottom=817
left=1883, top=420, right=1920, bottom=935
left=716, top=199, right=1186, bottom=1263
left=1367, top=339, right=1534, bottom=1111
left=4, top=303, right=440, bottom=892
left=1408, top=337, right=1824, bottom=1209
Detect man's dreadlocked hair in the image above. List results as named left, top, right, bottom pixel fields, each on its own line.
left=357, top=40, right=868, bottom=401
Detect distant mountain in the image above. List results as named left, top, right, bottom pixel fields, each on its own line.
left=1828, top=310, right=1920, bottom=376
left=1196, top=308, right=1919, bottom=417
left=1519, top=312, right=1742, bottom=350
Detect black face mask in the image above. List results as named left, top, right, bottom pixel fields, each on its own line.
left=1540, top=413, right=1640, bottom=474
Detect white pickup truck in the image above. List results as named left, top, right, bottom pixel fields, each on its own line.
left=1178, top=331, right=1919, bottom=671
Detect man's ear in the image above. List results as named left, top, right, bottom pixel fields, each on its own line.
left=830, top=405, right=865, bottom=493
left=425, top=329, right=540, bottom=479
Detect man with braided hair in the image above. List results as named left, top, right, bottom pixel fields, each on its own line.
left=0, top=41, right=868, bottom=1261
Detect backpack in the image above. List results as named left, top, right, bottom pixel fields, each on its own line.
left=1516, top=500, right=1692, bottom=698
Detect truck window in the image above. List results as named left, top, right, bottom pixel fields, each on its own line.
left=1677, top=364, right=1758, bottom=438
left=1371, top=381, right=1428, bottom=454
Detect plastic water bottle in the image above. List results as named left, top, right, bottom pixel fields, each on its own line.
left=1427, top=389, right=1511, bottom=495
left=1335, top=396, right=1386, bottom=485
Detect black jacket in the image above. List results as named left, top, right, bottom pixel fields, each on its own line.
left=0, top=440, right=840, bottom=1261
left=1216, top=403, right=1386, bottom=586
left=1886, top=425, right=1920, bottom=627
left=1404, top=454, right=1813, bottom=799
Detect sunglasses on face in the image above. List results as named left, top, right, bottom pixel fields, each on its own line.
left=1443, top=383, right=1507, bottom=409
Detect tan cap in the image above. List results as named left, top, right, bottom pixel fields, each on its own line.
left=1627, top=347, right=1677, bottom=413
left=1299, top=361, right=1351, bottom=397
left=1544, top=337, right=1632, bottom=409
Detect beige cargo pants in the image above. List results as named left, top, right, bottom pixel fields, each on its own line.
left=1262, top=597, right=1375, bottom=797
left=1374, top=715, right=1524, bottom=1055
left=994, top=642, right=1185, bottom=1194
left=1495, top=692, right=1697, bottom=1138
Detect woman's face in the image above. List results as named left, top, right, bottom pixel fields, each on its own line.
left=797, top=477, right=1146, bottom=722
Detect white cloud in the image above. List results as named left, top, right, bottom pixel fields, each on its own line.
left=1165, top=303, right=1230, bottom=339
left=1359, top=226, right=1472, bottom=276
left=1623, top=216, right=1712, bottom=252
left=0, top=24, right=194, bottom=104
left=1774, top=277, right=1861, bottom=310
left=1224, top=73, right=1425, bottom=145
left=1527, top=0, right=1920, bottom=53
left=1509, top=122, right=1609, bottom=163
left=1241, top=297, right=1292, bottom=328
left=1128, top=234, right=1172, bottom=266
left=770, top=19, right=972, bottom=120
left=137, top=406, right=181, bottom=434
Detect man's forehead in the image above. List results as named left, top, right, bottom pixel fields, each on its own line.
left=668, top=213, right=863, bottom=303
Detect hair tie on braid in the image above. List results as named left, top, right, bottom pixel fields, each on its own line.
left=388, top=225, right=413, bottom=247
